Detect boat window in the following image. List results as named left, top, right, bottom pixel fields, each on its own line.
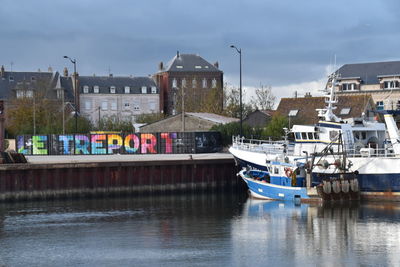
left=295, top=132, right=301, bottom=140
left=301, top=132, right=307, bottom=139
left=274, top=167, right=279, bottom=174
left=307, top=132, right=313, bottom=140
left=362, top=132, right=366, bottom=140
left=314, top=132, right=319, bottom=139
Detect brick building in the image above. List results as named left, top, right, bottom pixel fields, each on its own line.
left=154, top=52, right=223, bottom=115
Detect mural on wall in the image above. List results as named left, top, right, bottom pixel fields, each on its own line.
left=16, top=132, right=222, bottom=155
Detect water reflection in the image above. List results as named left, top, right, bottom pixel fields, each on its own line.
left=233, top=200, right=400, bottom=266
left=0, top=194, right=399, bottom=266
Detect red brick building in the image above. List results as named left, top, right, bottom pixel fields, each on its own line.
left=154, top=52, right=223, bottom=115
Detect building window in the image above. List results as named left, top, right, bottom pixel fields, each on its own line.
left=151, top=86, right=157, bottom=94
left=342, top=83, right=356, bottom=91
left=83, top=85, right=89, bottom=93
left=124, top=86, right=130, bottom=94
left=101, top=101, right=108, bottom=110
left=31, top=77, right=36, bottom=82
left=57, top=89, right=64, bottom=99
left=340, top=107, right=351, bottom=115
left=202, top=78, right=207, bottom=88
left=111, top=102, right=117, bottom=110
left=172, top=78, right=177, bottom=88
left=110, top=86, right=116, bottom=94
left=397, top=100, right=400, bottom=110
left=85, top=101, right=91, bottom=110
left=288, top=109, right=298, bottom=116
left=384, top=81, right=399, bottom=89
left=192, top=78, right=197, bottom=88
left=124, top=102, right=130, bottom=109
left=181, top=79, right=186, bottom=88
left=26, top=90, right=33, bottom=98
left=94, top=86, right=99, bottom=93
left=176, top=65, right=183, bottom=69
left=16, top=90, right=24, bottom=98
left=141, top=86, right=147, bottom=94
left=376, top=101, right=384, bottom=110
left=149, top=101, right=156, bottom=111
left=133, top=101, right=140, bottom=110
left=212, top=78, right=217, bottom=88
left=9, top=76, right=14, bottom=82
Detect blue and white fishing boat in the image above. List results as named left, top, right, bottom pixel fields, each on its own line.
left=230, top=73, right=400, bottom=201
left=238, top=169, right=309, bottom=200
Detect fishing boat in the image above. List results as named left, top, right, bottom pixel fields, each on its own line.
left=230, top=73, right=400, bottom=201
left=238, top=169, right=309, bottom=200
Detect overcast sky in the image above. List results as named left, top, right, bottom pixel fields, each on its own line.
left=1, top=0, right=400, bottom=103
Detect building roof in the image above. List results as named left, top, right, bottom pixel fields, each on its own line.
left=186, top=112, right=239, bottom=124
left=78, top=76, right=158, bottom=94
left=336, top=61, right=400, bottom=85
left=161, top=53, right=222, bottom=73
left=0, top=69, right=75, bottom=102
left=276, top=95, right=374, bottom=125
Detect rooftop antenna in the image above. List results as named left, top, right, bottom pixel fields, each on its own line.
left=107, top=66, right=111, bottom=76
left=10, top=61, right=13, bottom=72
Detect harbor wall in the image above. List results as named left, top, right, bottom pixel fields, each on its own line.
left=0, top=157, right=242, bottom=202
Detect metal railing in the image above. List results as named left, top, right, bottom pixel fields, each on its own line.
left=231, top=136, right=294, bottom=155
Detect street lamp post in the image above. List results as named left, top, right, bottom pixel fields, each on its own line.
left=63, top=56, right=78, bottom=133
left=230, top=45, right=242, bottom=137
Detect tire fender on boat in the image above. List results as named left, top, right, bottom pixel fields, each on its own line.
left=322, top=180, right=331, bottom=194
left=332, top=180, right=341, bottom=194
left=284, top=167, right=293, bottom=178
left=341, top=180, right=349, bottom=193
left=350, top=179, right=359, bottom=192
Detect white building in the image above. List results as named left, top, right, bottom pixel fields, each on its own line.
left=78, top=75, right=160, bottom=124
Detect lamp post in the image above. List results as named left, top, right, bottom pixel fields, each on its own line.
left=230, top=45, right=242, bottom=137
left=63, top=56, right=78, bottom=133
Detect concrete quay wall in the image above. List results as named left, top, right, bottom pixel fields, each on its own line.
left=0, top=154, right=241, bottom=202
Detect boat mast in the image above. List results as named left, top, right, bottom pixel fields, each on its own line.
left=317, top=73, right=341, bottom=122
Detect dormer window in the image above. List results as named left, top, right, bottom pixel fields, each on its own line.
left=202, top=78, right=207, bottom=88
left=195, top=66, right=202, bottom=69
left=340, top=107, right=351, bottom=115
left=83, top=85, right=89, bottom=93
left=384, top=81, right=399, bottom=89
left=288, top=109, right=298, bottom=116
left=176, top=65, right=183, bottom=69
left=94, top=86, right=99, bottom=93
left=342, top=83, right=357, bottom=91
left=141, top=86, right=147, bottom=94
left=124, top=86, right=130, bottom=94
left=151, top=86, right=157, bottom=94
left=212, top=78, right=217, bottom=88
left=110, top=86, right=116, bottom=94
left=9, top=76, right=14, bottom=82
left=31, top=77, right=36, bottom=82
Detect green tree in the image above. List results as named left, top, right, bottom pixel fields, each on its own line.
left=210, top=122, right=263, bottom=146
left=262, top=114, right=289, bottom=140
left=95, top=115, right=134, bottom=133
left=6, top=79, right=64, bottom=136
left=65, top=116, right=93, bottom=134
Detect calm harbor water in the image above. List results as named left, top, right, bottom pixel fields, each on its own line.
left=0, top=193, right=400, bottom=266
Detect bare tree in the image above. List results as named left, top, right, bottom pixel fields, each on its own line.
left=250, top=84, right=276, bottom=110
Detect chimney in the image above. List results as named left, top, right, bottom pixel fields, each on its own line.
left=63, top=67, right=68, bottom=77
left=177, top=51, right=180, bottom=58
left=0, top=65, right=4, bottom=78
left=159, top=61, right=164, bottom=71
left=304, top=92, right=312, bottom=98
left=109, top=73, right=113, bottom=77
left=213, top=61, right=219, bottom=69
left=294, top=91, right=298, bottom=98
left=48, top=66, right=53, bottom=72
